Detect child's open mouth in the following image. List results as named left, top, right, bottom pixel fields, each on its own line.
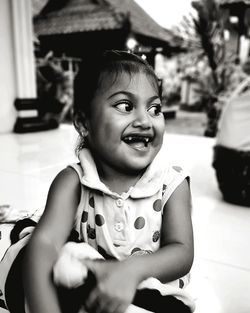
left=122, top=135, right=153, bottom=150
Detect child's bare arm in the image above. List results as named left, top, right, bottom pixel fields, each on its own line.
left=86, top=179, right=193, bottom=313
left=23, top=167, right=81, bottom=313
left=130, top=178, right=194, bottom=283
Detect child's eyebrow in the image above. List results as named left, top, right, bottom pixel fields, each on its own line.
left=107, top=91, right=134, bottom=99
left=108, top=91, right=160, bottom=102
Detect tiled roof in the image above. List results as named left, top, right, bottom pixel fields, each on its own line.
left=105, top=0, right=178, bottom=45
left=219, top=0, right=250, bottom=5
left=34, top=0, right=124, bottom=34
left=34, top=0, right=181, bottom=47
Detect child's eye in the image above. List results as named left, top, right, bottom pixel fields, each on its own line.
left=148, top=104, right=162, bottom=117
left=114, top=100, right=133, bottom=113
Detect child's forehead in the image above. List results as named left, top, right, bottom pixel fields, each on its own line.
left=98, top=70, right=159, bottom=94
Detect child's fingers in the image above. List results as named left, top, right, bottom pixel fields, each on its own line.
left=85, top=288, right=112, bottom=313
left=87, top=295, right=126, bottom=313
left=101, top=301, right=127, bottom=313
left=112, top=303, right=129, bottom=313
left=85, top=287, right=99, bottom=312
left=86, top=287, right=129, bottom=313
left=84, top=258, right=99, bottom=273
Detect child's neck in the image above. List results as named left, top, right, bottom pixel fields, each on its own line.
left=98, top=167, right=143, bottom=195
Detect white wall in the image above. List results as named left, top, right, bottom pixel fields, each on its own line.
left=0, top=0, right=36, bottom=133
left=0, top=0, right=17, bottom=132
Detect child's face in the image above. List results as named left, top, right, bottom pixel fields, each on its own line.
left=85, top=71, right=165, bottom=176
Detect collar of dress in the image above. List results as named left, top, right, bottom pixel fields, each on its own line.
left=77, top=147, right=172, bottom=199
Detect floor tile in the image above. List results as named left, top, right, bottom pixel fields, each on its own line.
left=0, top=171, right=48, bottom=212
left=193, top=198, right=250, bottom=270
left=189, top=258, right=250, bottom=313
left=0, top=125, right=77, bottom=174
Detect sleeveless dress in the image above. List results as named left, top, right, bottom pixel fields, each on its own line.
left=69, top=147, right=195, bottom=312
left=0, top=146, right=195, bottom=312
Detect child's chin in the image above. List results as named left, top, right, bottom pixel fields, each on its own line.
left=123, top=160, right=151, bottom=174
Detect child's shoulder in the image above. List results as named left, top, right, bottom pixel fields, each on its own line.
left=166, top=164, right=190, bottom=184
left=57, top=165, right=80, bottom=180
left=51, top=166, right=81, bottom=192
left=65, top=162, right=83, bottom=179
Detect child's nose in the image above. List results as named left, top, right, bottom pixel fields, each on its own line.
left=132, top=108, right=151, bottom=129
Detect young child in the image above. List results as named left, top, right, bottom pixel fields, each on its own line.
left=23, top=50, right=195, bottom=313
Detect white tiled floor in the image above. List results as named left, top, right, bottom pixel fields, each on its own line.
left=1, top=124, right=250, bottom=312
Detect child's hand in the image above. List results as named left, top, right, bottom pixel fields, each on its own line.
left=85, top=259, right=139, bottom=313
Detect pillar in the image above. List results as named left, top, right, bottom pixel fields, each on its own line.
left=0, top=0, right=36, bottom=133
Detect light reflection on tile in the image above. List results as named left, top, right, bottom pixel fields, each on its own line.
left=0, top=125, right=77, bottom=174
left=0, top=171, right=48, bottom=212
left=189, top=258, right=250, bottom=313
left=192, top=197, right=250, bottom=270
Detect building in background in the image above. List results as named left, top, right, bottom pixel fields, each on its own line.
left=219, top=0, right=250, bottom=62
left=33, top=0, right=184, bottom=66
left=0, top=0, right=184, bottom=133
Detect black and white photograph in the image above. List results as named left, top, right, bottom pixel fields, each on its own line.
left=0, top=0, right=250, bottom=312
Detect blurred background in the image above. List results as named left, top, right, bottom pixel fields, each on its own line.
left=2, top=0, right=250, bottom=136
left=1, top=1, right=250, bottom=312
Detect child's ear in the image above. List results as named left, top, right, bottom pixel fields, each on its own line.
left=73, top=112, right=89, bottom=137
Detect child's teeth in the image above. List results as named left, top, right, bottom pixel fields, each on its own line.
left=124, top=136, right=151, bottom=145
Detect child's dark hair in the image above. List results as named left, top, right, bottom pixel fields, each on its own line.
left=73, top=50, right=161, bottom=152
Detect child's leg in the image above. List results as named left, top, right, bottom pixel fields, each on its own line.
left=56, top=270, right=96, bottom=313
left=133, top=288, right=192, bottom=313
left=4, top=247, right=26, bottom=313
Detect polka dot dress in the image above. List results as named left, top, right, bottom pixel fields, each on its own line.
left=69, top=148, right=195, bottom=311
